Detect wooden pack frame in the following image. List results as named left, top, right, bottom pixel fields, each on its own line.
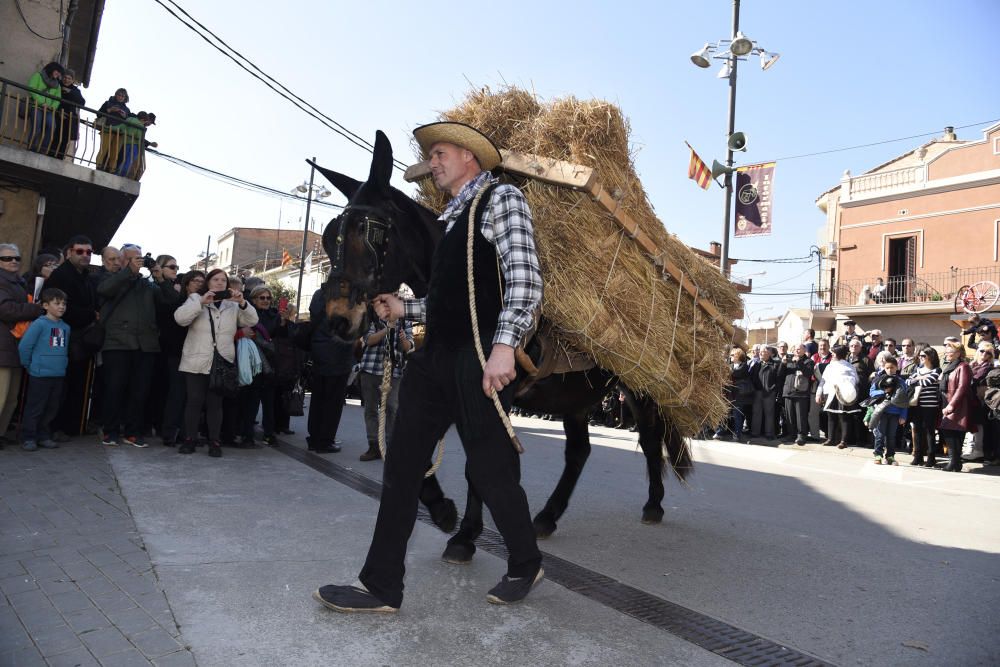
left=405, top=150, right=742, bottom=344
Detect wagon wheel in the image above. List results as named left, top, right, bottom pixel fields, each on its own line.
left=955, top=281, right=1000, bottom=314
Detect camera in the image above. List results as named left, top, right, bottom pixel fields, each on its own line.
left=141, top=252, right=158, bottom=269
left=213, top=289, right=232, bottom=301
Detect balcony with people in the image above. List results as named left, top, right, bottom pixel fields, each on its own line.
left=830, top=266, right=1000, bottom=313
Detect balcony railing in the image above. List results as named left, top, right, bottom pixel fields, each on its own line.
left=0, top=76, right=148, bottom=180
left=845, top=165, right=925, bottom=199
left=829, top=266, right=1000, bottom=308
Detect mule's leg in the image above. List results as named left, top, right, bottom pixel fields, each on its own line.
left=533, top=410, right=591, bottom=539
left=442, top=464, right=483, bottom=564
left=631, top=397, right=667, bottom=524
left=418, top=473, right=457, bottom=534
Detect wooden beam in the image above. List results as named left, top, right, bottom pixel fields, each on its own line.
left=404, top=149, right=597, bottom=191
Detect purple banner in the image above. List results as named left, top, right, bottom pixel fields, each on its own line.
left=734, top=162, right=775, bottom=238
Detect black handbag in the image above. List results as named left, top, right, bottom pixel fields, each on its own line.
left=281, top=381, right=305, bottom=417
left=207, top=309, right=238, bottom=398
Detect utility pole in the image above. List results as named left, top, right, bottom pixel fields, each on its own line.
left=719, top=0, right=741, bottom=276
left=294, top=158, right=317, bottom=316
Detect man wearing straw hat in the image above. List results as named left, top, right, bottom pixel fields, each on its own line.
left=313, top=122, right=544, bottom=613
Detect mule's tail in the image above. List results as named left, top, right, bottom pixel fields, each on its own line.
left=663, top=422, right=693, bottom=483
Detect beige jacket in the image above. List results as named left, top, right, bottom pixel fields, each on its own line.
left=174, top=293, right=259, bottom=375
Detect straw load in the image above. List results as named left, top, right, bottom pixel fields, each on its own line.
left=414, top=86, right=742, bottom=436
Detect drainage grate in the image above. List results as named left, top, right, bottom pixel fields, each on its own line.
left=273, top=440, right=835, bottom=667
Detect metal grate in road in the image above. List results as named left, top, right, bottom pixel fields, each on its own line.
left=273, top=440, right=836, bottom=667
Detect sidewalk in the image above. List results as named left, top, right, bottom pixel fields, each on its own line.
left=0, top=439, right=195, bottom=667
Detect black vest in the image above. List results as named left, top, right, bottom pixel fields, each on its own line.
left=424, top=183, right=505, bottom=348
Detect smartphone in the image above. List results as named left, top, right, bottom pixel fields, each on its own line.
left=278, top=297, right=289, bottom=312
left=213, top=289, right=232, bottom=301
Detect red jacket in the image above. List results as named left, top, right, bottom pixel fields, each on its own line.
left=939, top=361, right=977, bottom=433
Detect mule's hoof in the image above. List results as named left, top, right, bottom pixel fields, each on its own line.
left=441, top=541, right=475, bottom=564
left=533, top=514, right=557, bottom=539
left=429, top=498, right=458, bottom=534
left=640, top=508, right=664, bottom=525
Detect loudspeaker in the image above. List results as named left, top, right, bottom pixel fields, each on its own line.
left=711, top=160, right=733, bottom=179
left=727, top=132, right=747, bottom=152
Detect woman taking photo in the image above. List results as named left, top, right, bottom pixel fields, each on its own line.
left=939, top=341, right=974, bottom=472
left=908, top=347, right=942, bottom=467
left=0, top=245, right=45, bottom=446
left=174, top=269, right=257, bottom=457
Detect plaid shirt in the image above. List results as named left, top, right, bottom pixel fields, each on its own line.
left=358, top=320, right=414, bottom=378
left=402, top=171, right=542, bottom=348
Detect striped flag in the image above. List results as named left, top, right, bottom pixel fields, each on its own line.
left=685, top=142, right=712, bottom=190
left=281, top=249, right=293, bottom=267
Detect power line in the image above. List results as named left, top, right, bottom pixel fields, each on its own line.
left=14, top=0, right=63, bottom=40
left=773, top=117, right=1000, bottom=162
left=150, top=0, right=408, bottom=171
left=754, top=263, right=817, bottom=289
left=732, top=254, right=814, bottom=264
left=147, top=149, right=344, bottom=210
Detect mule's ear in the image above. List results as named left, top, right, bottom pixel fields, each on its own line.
left=368, top=130, right=393, bottom=193
left=309, top=160, right=362, bottom=199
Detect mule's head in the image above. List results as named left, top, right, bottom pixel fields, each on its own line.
left=312, top=130, right=411, bottom=341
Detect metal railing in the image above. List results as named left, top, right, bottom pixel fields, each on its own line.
left=830, top=266, right=1000, bottom=307
left=0, top=76, right=148, bottom=180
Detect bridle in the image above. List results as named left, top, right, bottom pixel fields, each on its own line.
left=325, top=204, right=393, bottom=307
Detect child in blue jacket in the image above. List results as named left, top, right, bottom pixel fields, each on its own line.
left=868, top=357, right=908, bottom=465
left=18, top=288, right=70, bottom=451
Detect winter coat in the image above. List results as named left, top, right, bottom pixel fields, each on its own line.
left=779, top=354, right=815, bottom=399
left=26, top=68, right=61, bottom=110
left=726, top=361, right=754, bottom=406
left=0, top=268, right=45, bottom=367
left=753, top=358, right=781, bottom=395
left=307, top=290, right=356, bottom=376
left=60, top=85, right=85, bottom=139
left=157, top=283, right=189, bottom=358
left=175, top=294, right=258, bottom=375
left=255, top=307, right=300, bottom=387
left=97, top=270, right=181, bottom=353
left=18, top=317, right=70, bottom=377
left=939, top=360, right=976, bottom=433
left=97, top=96, right=129, bottom=127
left=44, top=261, right=96, bottom=330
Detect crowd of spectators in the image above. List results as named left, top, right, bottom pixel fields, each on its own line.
left=714, top=320, right=1000, bottom=472
left=0, top=234, right=402, bottom=461
left=23, top=64, right=157, bottom=179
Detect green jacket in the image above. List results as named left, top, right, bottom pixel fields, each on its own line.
left=97, top=269, right=181, bottom=352
left=26, top=71, right=61, bottom=110
left=122, top=116, right=146, bottom=145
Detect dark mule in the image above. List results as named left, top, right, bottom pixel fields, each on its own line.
left=311, top=131, right=691, bottom=562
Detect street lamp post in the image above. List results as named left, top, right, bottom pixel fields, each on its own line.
left=292, top=158, right=331, bottom=316
left=690, top=0, right=780, bottom=275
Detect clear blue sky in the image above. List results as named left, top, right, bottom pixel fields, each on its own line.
left=88, top=0, right=1000, bottom=322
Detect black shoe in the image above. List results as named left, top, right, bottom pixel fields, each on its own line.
left=178, top=440, right=196, bottom=455
left=312, top=443, right=341, bottom=454
left=795, top=436, right=806, bottom=446
left=312, top=584, right=398, bottom=613
left=263, top=434, right=277, bottom=446
left=208, top=441, right=222, bottom=458
left=359, top=447, right=381, bottom=461
left=280, top=429, right=296, bottom=435
left=486, top=568, right=544, bottom=605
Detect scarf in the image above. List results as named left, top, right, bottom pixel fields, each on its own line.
left=939, top=358, right=962, bottom=402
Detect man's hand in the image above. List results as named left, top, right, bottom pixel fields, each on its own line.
left=150, top=265, right=163, bottom=282
left=373, top=294, right=404, bottom=322
left=126, top=255, right=142, bottom=275
left=482, top=344, right=516, bottom=397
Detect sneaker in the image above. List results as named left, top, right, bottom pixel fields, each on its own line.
left=874, top=456, right=883, bottom=465
left=486, top=568, right=545, bottom=605
left=123, top=436, right=148, bottom=448
left=208, top=441, right=222, bottom=458
left=102, top=434, right=119, bottom=447
left=21, top=440, right=38, bottom=452
left=885, top=457, right=898, bottom=466
left=178, top=440, right=196, bottom=455
left=312, top=583, right=398, bottom=613
left=794, top=436, right=806, bottom=446
left=52, top=431, right=71, bottom=443
left=38, top=440, right=59, bottom=449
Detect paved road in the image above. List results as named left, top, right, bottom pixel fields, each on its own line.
left=4, top=399, right=999, bottom=666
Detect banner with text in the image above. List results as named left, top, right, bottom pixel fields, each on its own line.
left=734, top=161, right=775, bottom=238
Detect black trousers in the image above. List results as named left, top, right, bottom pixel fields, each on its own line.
left=102, top=350, right=156, bottom=438
left=307, top=373, right=349, bottom=448
left=53, top=356, right=92, bottom=436
left=161, top=355, right=186, bottom=440
left=359, top=341, right=541, bottom=608
left=183, top=372, right=222, bottom=442
left=21, top=376, right=63, bottom=442
left=783, top=397, right=810, bottom=438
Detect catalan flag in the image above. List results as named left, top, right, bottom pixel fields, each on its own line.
left=281, top=249, right=293, bottom=267
left=685, top=142, right=712, bottom=190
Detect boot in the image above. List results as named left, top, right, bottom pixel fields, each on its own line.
left=360, top=442, right=382, bottom=462
left=911, top=437, right=924, bottom=466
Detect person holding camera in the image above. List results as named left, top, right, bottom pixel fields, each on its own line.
left=97, top=244, right=180, bottom=447
left=779, top=343, right=815, bottom=445
left=174, top=269, right=257, bottom=457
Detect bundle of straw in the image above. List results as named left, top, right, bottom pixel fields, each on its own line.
left=415, top=86, right=741, bottom=436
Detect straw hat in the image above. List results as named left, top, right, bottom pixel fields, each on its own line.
left=413, top=122, right=502, bottom=171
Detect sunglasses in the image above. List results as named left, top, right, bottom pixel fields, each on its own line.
left=0, top=256, right=21, bottom=262
left=72, top=248, right=93, bottom=256
left=163, top=264, right=179, bottom=270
